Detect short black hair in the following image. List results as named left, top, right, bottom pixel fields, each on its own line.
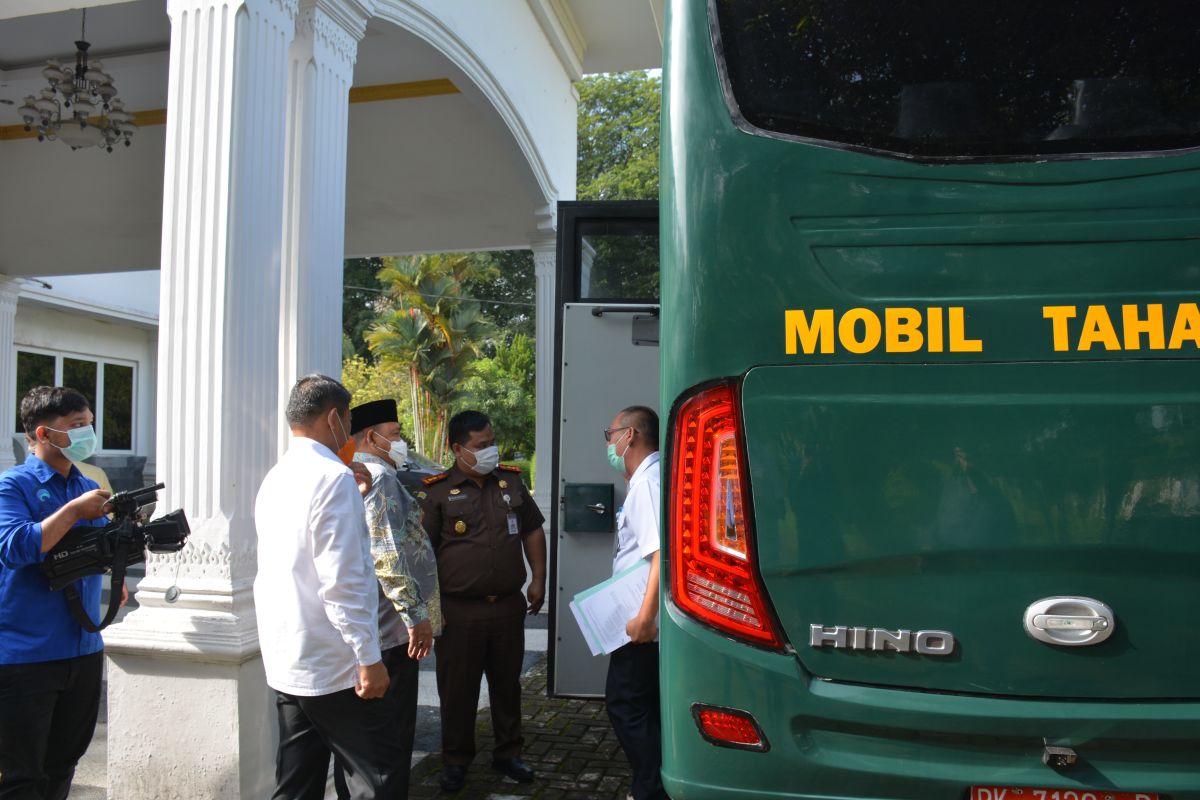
left=448, top=410, right=491, bottom=448
left=620, top=405, right=659, bottom=446
left=21, top=386, right=91, bottom=437
left=285, top=374, right=352, bottom=427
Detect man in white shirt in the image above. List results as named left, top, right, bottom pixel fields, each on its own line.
left=603, top=405, right=667, bottom=800
left=254, top=375, right=400, bottom=800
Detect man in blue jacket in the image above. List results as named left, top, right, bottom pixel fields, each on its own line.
left=0, top=386, right=118, bottom=800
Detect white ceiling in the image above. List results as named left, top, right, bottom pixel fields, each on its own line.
left=568, top=0, right=662, bottom=74
left=0, top=0, right=169, bottom=71
left=0, top=7, right=555, bottom=277
left=0, top=1, right=663, bottom=277
left=0, top=0, right=663, bottom=78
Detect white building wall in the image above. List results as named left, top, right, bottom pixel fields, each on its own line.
left=37, top=271, right=162, bottom=317
left=374, top=0, right=578, bottom=216
left=13, top=303, right=158, bottom=476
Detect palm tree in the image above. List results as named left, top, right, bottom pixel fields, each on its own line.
left=368, top=255, right=494, bottom=462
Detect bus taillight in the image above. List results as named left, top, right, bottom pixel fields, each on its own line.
left=669, top=383, right=784, bottom=650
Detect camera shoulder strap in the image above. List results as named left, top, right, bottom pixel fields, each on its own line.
left=63, top=534, right=131, bottom=633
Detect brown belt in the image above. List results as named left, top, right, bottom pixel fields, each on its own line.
left=445, top=591, right=516, bottom=604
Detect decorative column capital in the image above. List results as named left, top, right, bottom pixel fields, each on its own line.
left=531, top=236, right=557, bottom=274
left=296, top=0, right=369, bottom=72
left=313, top=0, right=373, bottom=31
left=264, top=0, right=301, bottom=17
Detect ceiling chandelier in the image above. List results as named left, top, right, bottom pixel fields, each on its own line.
left=16, top=9, right=136, bottom=152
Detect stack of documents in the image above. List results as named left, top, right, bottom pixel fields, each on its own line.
left=568, top=559, right=651, bottom=656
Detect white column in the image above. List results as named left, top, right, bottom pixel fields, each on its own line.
left=0, top=278, right=20, bottom=471
left=278, top=0, right=367, bottom=448
left=531, top=236, right=557, bottom=524
left=103, top=1, right=297, bottom=798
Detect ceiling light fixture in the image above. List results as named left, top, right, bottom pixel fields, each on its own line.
left=15, top=9, right=136, bottom=151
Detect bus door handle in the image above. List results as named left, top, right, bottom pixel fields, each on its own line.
left=1024, top=596, right=1116, bottom=647
left=585, top=503, right=607, bottom=515
left=1032, top=614, right=1110, bottom=632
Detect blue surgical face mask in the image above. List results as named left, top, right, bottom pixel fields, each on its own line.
left=46, top=424, right=98, bottom=462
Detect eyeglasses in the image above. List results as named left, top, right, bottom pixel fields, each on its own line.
left=603, top=426, right=631, bottom=443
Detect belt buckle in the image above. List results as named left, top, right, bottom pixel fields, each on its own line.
left=485, top=595, right=498, bottom=603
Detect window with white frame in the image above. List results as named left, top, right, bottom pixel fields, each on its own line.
left=15, top=349, right=136, bottom=452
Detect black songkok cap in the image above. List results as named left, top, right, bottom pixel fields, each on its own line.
left=350, top=399, right=398, bottom=435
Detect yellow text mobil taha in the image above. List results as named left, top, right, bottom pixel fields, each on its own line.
left=784, top=304, right=1200, bottom=355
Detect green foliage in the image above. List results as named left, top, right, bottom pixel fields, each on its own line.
left=506, top=458, right=534, bottom=492
left=343, top=257, right=387, bottom=360
left=367, top=254, right=494, bottom=462
left=462, top=250, right=535, bottom=340
left=577, top=71, right=661, bottom=200
left=579, top=232, right=660, bottom=301
left=457, top=333, right=536, bottom=460
left=341, top=355, right=412, bottom=439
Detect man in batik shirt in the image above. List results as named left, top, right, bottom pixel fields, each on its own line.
left=342, top=398, right=442, bottom=799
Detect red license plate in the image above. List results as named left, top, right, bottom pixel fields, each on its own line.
left=971, top=789, right=1159, bottom=800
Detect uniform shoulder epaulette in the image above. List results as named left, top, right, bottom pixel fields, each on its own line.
left=498, top=464, right=523, bottom=474
left=422, top=471, right=450, bottom=486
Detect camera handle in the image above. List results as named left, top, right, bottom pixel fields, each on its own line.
left=62, top=533, right=132, bottom=633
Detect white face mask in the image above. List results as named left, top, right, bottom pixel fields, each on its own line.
left=388, top=438, right=408, bottom=467
left=465, top=444, right=499, bottom=475
left=371, top=430, right=408, bottom=467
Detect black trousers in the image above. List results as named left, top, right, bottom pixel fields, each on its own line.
left=434, top=599, right=525, bottom=766
left=272, top=656, right=409, bottom=800
left=606, top=643, right=668, bottom=800
left=333, top=646, right=420, bottom=800
left=0, top=651, right=103, bottom=800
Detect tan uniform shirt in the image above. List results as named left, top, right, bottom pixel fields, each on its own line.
left=418, top=464, right=544, bottom=600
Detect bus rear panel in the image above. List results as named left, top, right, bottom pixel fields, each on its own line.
left=660, top=2, right=1200, bottom=798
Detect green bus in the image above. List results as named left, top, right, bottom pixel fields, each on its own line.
left=659, top=2, right=1200, bottom=798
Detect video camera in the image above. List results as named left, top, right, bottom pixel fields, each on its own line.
left=42, top=482, right=190, bottom=631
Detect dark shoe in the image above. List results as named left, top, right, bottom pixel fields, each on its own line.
left=439, top=764, right=467, bottom=792
left=491, top=756, right=535, bottom=783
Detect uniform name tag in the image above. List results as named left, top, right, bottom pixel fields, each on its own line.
left=448, top=494, right=470, bottom=502
left=506, top=513, right=519, bottom=536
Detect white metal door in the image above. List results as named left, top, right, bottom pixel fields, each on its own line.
left=553, top=303, right=660, bottom=697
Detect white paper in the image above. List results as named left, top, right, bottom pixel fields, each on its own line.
left=568, top=559, right=651, bottom=656
left=569, top=600, right=603, bottom=656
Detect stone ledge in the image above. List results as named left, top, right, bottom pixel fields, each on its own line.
left=103, top=606, right=261, bottom=663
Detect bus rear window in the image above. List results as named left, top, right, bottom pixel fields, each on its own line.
left=712, top=1, right=1200, bottom=160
